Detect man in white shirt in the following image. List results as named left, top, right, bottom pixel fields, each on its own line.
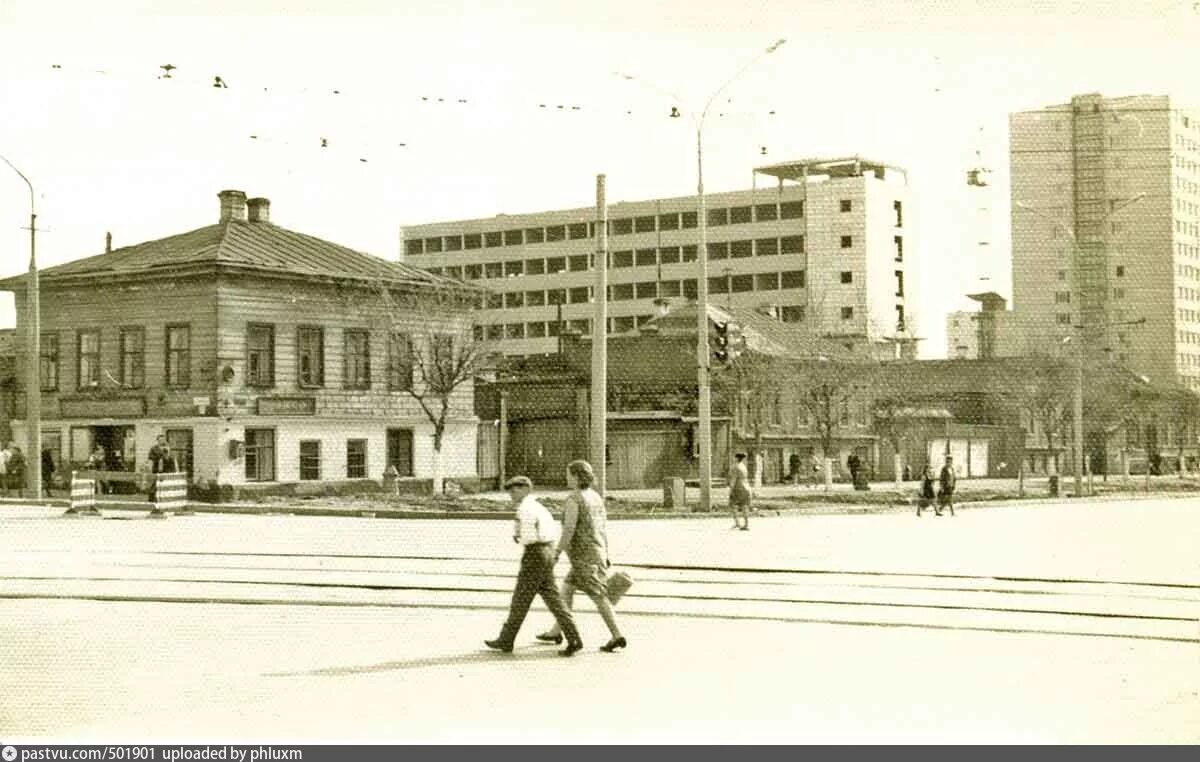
left=486, top=475, right=584, bottom=656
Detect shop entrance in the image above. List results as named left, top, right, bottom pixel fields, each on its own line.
left=92, top=425, right=136, bottom=471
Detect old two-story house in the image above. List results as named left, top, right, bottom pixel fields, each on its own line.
left=0, top=190, right=482, bottom=497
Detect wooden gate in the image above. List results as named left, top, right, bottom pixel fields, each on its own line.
left=608, top=429, right=678, bottom=489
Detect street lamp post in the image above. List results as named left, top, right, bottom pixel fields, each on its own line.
left=1016, top=193, right=1145, bottom=498
left=1, top=153, right=41, bottom=501
left=623, top=39, right=785, bottom=512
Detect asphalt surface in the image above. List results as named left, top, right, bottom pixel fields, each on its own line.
left=1, top=497, right=1197, bottom=743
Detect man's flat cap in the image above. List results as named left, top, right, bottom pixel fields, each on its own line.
left=504, top=475, right=533, bottom=489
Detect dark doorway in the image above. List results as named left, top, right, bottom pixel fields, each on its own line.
left=93, top=425, right=136, bottom=469
left=387, top=428, right=414, bottom=477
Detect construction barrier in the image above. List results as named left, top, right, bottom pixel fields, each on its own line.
left=65, top=473, right=101, bottom=517
left=151, top=472, right=189, bottom=517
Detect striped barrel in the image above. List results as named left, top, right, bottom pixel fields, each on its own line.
left=152, top=472, right=189, bottom=516
left=65, top=474, right=99, bottom=516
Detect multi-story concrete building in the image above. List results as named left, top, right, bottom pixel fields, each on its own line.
left=1010, top=93, right=1200, bottom=389
left=401, top=157, right=916, bottom=359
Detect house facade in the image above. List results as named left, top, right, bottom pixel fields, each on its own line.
left=479, top=300, right=1196, bottom=490
left=1, top=190, right=482, bottom=497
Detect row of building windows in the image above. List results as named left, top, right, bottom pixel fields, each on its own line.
left=473, top=305, right=812, bottom=340
left=1178, top=287, right=1200, bottom=302
left=298, top=439, right=369, bottom=480
left=244, top=429, right=415, bottom=483
left=1176, top=243, right=1200, bottom=259
left=403, top=201, right=815, bottom=256
left=421, top=235, right=821, bottom=281
left=478, top=270, right=811, bottom=310
left=39, top=326, right=191, bottom=392
left=405, top=200, right=906, bottom=256
left=1178, top=308, right=1200, bottom=324
left=38, top=325, right=429, bottom=393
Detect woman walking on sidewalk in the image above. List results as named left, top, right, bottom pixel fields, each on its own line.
left=729, top=452, right=752, bottom=530
left=537, top=460, right=627, bottom=653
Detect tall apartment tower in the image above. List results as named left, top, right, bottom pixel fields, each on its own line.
left=401, top=157, right=915, bottom=359
left=1010, top=93, right=1200, bottom=389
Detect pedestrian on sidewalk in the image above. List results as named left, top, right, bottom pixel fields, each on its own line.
left=147, top=434, right=178, bottom=502
left=536, top=460, right=627, bottom=653
left=0, top=441, right=12, bottom=497
left=6, top=446, right=26, bottom=499
left=41, top=446, right=55, bottom=497
left=937, top=456, right=957, bottom=517
left=87, top=445, right=108, bottom=494
left=916, top=464, right=935, bottom=516
left=729, top=452, right=752, bottom=530
left=486, top=475, right=584, bottom=657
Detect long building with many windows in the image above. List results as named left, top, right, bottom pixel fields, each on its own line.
left=400, top=157, right=917, bottom=359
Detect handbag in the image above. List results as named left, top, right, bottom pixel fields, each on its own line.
left=605, top=569, right=634, bottom=605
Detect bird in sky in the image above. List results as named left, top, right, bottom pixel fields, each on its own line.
left=213, top=75, right=228, bottom=89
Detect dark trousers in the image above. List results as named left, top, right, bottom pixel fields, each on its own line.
left=498, top=543, right=581, bottom=647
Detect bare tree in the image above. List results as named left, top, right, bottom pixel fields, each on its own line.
left=378, top=285, right=497, bottom=494
left=872, top=395, right=909, bottom=485
left=1014, top=356, right=1073, bottom=475
left=795, top=362, right=867, bottom=490
left=714, top=351, right=785, bottom=487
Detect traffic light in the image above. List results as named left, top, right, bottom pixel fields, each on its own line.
left=712, top=321, right=731, bottom=365
left=726, top=322, right=745, bottom=364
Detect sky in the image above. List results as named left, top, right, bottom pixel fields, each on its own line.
left=1, top=0, right=1199, bottom=356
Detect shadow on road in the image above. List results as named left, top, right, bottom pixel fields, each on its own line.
left=265, top=647, right=568, bottom=678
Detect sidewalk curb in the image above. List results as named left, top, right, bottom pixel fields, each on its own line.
left=2, top=488, right=1196, bottom=521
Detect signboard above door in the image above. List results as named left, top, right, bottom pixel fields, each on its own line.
left=60, top=396, right=146, bottom=419
left=257, top=396, right=317, bottom=416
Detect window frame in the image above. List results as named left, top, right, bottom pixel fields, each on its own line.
left=347, top=439, right=368, bottom=479
left=388, top=332, right=414, bottom=392
left=40, top=331, right=59, bottom=391
left=299, top=439, right=321, bottom=481
left=343, top=328, right=372, bottom=390
left=296, top=325, right=325, bottom=388
left=118, top=326, right=146, bottom=389
left=76, top=329, right=101, bottom=390
left=245, top=322, right=276, bottom=388
left=165, top=323, right=191, bottom=389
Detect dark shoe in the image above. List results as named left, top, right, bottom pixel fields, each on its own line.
left=739, top=526, right=749, bottom=531
left=559, top=641, right=584, bottom=657
left=600, top=636, right=627, bottom=653
left=484, top=639, right=513, bottom=653
left=535, top=632, right=563, bottom=645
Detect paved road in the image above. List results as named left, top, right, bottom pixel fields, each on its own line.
left=1, top=498, right=1197, bottom=743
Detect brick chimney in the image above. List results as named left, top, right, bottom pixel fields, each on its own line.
left=247, top=197, right=271, bottom=223
left=218, top=190, right=247, bottom=222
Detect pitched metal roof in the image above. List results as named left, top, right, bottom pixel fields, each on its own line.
left=0, top=219, right=473, bottom=292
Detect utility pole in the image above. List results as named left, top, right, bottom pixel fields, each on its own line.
left=2, top=154, right=41, bottom=500
left=592, top=174, right=608, bottom=493
left=619, top=38, right=786, bottom=513
left=1016, top=194, right=1145, bottom=501
left=695, top=124, right=713, bottom=511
